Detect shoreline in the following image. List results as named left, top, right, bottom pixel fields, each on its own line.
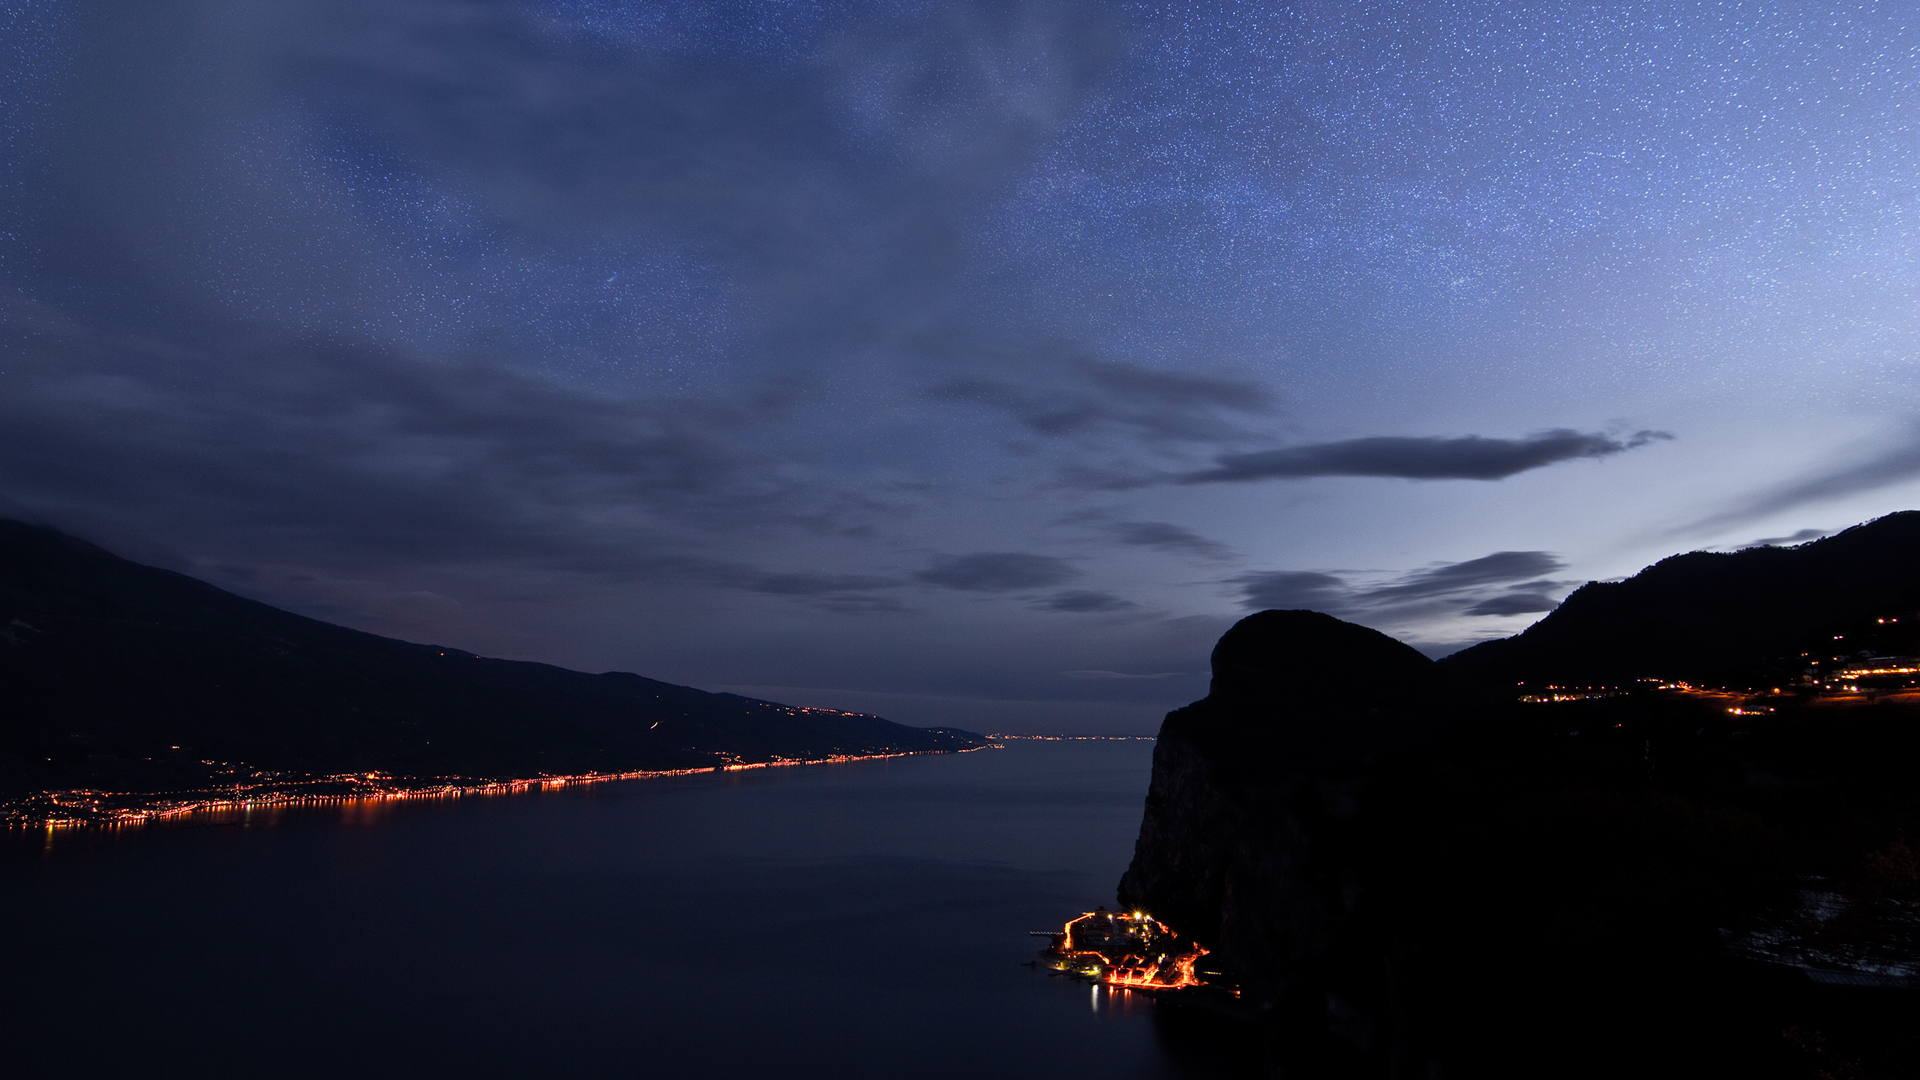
left=5, top=744, right=997, bottom=833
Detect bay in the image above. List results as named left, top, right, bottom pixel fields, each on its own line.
left=1, top=738, right=1257, bottom=1078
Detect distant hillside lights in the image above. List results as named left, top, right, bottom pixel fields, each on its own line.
left=1512, top=613, right=1920, bottom=702
left=1796, top=614, right=1920, bottom=694
left=1809, top=656, right=1920, bottom=694
left=1517, top=685, right=1618, bottom=703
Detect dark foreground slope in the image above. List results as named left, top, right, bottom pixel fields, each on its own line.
left=1444, top=511, right=1920, bottom=688
left=0, top=520, right=981, bottom=801
left=1120, top=609, right=1920, bottom=1079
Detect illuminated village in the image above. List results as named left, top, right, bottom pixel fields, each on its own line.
left=1041, top=908, right=1213, bottom=992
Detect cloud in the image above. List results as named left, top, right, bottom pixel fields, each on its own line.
left=1035, top=590, right=1137, bottom=612
left=1742, top=528, right=1828, bottom=548
left=1108, top=521, right=1234, bottom=560
left=1689, top=427, right=1920, bottom=534
left=1234, top=570, right=1352, bottom=611
left=16, top=0, right=1121, bottom=407
left=1355, top=551, right=1566, bottom=603
left=1181, top=429, right=1673, bottom=484
left=303, top=0, right=1115, bottom=257
left=914, top=552, right=1080, bottom=592
left=0, top=0, right=1134, bottom=633
left=929, top=353, right=1275, bottom=444
left=1060, top=669, right=1183, bottom=680
left=0, top=296, right=917, bottom=616
left=1463, top=592, right=1560, bottom=616
left=730, top=570, right=908, bottom=614
left=1232, top=551, right=1569, bottom=619
left=789, top=593, right=913, bottom=616
left=738, top=571, right=900, bottom=596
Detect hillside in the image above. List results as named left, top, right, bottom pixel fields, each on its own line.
left=0, top=520, right=982, bottom=810
left=1441, top=511, right=1920, bottom=687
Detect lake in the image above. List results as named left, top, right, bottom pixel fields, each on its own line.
left=0, top=738, right=1259, bottom=1078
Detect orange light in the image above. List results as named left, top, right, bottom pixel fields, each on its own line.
left=1047, top=909, right=1211, bottom=991
left=9, top=744, right=995, bottom=831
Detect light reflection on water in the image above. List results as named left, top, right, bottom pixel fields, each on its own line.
left=0, top=739, right=1257, bottom=1079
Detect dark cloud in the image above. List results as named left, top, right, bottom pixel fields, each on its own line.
left=731, top=570, right=908, bottom=614
left=1463, top=592, right=1560, bottom=616
left=1035, top=590, right=1137, bottom=612
left=1108, top=521, right=1233, bottom=560
left=16, top=0, right=1119, bottom=399
left=1233, top=551, right=1568, bottom=618
left=0, top=297, right=904, bottom=613
left=1181, top=429, right=1673, bottom=484
left=1356, top=551, right=1565, bottom=603
left=1234, top=570, right=1352, bottom=611
left=789, top=593, right=913, bottom=616
left=1743, top=528, right=1828, bottom=548
left=738, top=571, right=899, bottom=596
left=914, top=552, right=1080, bottom=592
left=929, top=354, right=1275, bottom=444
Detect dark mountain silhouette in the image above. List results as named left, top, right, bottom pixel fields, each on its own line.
left=1118, top=516, right=1920, bottom=1076
left=1208, top=609, right=1444, bottom=709
left=0, top=520, right=981, bottom=802
left=1442, top=511, right=1920, bottom=687
left=1117, top=611, right=1466, bottom=1023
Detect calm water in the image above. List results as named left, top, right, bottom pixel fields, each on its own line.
left=0, top=739, right=1258, bottom=1078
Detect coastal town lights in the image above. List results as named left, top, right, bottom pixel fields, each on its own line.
left=1052, top=909, right=1209, bottom=991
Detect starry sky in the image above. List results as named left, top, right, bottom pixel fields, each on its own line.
left=3, top=0, right=1917, bottom=732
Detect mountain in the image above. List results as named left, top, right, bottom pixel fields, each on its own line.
left=1442, top=511, right=1920, bottom=687
left=0, top=520, right=982, bottom=803
left=1116, top=525, right=1920, bottom=1076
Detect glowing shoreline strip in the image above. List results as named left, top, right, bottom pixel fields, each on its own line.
left=9, top=745, right=992, bottom=832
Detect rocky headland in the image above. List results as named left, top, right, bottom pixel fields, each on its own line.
left=1120, top=517, right=1920, bottom=1078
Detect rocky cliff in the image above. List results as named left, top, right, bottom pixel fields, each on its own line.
left=1117, top=611, right=1460, bottom=1076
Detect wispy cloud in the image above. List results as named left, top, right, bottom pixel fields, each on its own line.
left=1232, top=551, right=1571, bottom=620
left=929, top=353, right=1276, bottom=444
left=0, top=296, right=921, bottom=617
left=1687, top=427, right=1920, bottom=534
left=1107, top=521, right=1234, bottom=560
left=1233, top=570, right=1354, bottom=611
left=914, top=552, right=1080, bottom=592
left=1461, top=591, right=1560, bottom=616
left=1182, top=429, right=1672, bottom=484
left=1742, top=528, right=1828, bottom=548
left=1356, top=551, right=1566, bottom=603
left=1034, top=589, right=1137, bottom=612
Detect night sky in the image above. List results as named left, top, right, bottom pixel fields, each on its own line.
left=3, top=1, right=1916, bottom=732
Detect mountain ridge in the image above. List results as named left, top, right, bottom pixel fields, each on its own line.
left=1117, top=513, right=1920, bottom=1076
left=1441, top=510, right=1920, bottom=687
left=0, top=519, right=983, bottom=813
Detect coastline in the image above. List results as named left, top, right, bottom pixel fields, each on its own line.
left=5, top=744, right=998, bottom=833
